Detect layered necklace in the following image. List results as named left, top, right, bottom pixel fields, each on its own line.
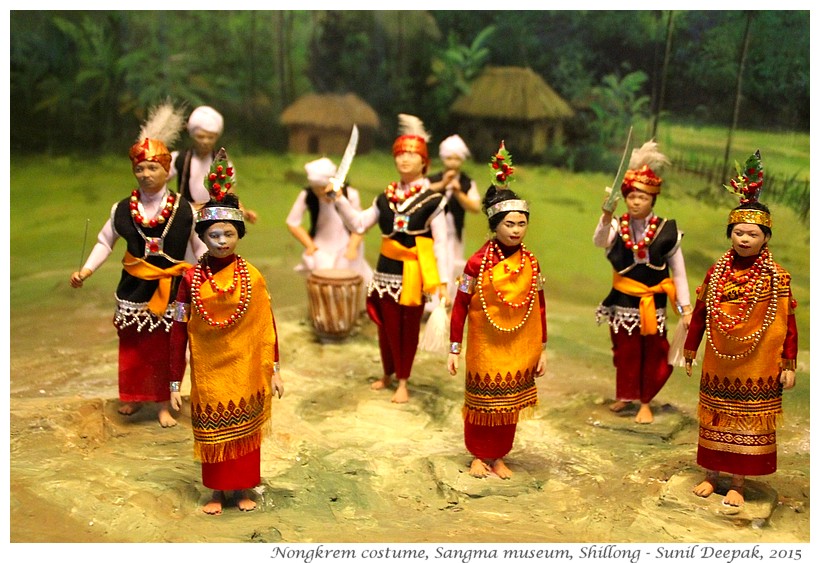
left=129, top=189, right=177, bottom=228
left=477, top=240, right=539, bottom=333
left=619, top=213, right=660, bottom=260
left=191, top=254, right=253, bottom=329
left=385, top=181, right=422, bottom=204
left=705, top=246, right=779, bottom=360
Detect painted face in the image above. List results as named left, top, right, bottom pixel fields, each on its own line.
left=394, top=151, right=425, bottom=181
left=203, top=222, right=240, bottom=259
left=625, top=190, right=654, bottom=219
left=730, top=223, right=770, bottom=258
left=192, top=129, right=220, bottom=156
left=495, top=211, right=529, bottom=247
left=132, top=160, right=169, bottom=194
left=442, top=154, right=464, bottom=171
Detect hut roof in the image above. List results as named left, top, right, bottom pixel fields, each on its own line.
left=451, top=66, right=574, bottom=121
left=280, top=93, right=380, bottom=129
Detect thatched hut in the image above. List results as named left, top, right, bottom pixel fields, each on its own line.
left=280, top=93, right=380, bottom=154
left=450, top=66, right=575, bottom=161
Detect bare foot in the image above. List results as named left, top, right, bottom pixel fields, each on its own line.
left=692, top=480, right=716, bottom=498
left=724, top=476, right=745, bottom=507
left=468, top=458, right=491, bottom=478
left=635, top=403, right=653, bottom=424
left=158, top=403, right=177, bottom=428
left=370, top=375, right=391, bottom=390
left=235, top=489, right=257, bottom=512
left=118, top=402, right=142, bottom=416
left=492, top=458, right=513, bottom=479
left=693, top=471, right=719, bottom=498
left=391, top=380, right=409, bottom=403
left=609, top=400, right=632, bottom=413
left=203, top=490, right=224, bottom=515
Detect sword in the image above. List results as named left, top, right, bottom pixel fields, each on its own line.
left=328, top=124, right=359, bottom=197
left=602, top=126, right=633, bottom=213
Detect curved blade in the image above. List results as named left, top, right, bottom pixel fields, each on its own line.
left=331, top=124, right=359, bottom=192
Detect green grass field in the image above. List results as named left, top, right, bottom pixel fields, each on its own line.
left=10, top=123, right=810, bottom=420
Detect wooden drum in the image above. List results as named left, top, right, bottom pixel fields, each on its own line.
left=306, top=268, right=364, bottom=341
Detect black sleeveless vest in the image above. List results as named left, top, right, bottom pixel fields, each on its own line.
left=374, top=190, right=445, bottom=276
left=174, top=148, right=217, bottom=203
left=427, top=171, right=472, bottom=241
left=112, top=192, right=194, bottom=304
left=304, top=185, right=349, bottom=238
left=601, top=218, right=681, bottom=310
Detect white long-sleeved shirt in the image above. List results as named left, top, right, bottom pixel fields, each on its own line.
left=82, top=185, right=206, bottom=272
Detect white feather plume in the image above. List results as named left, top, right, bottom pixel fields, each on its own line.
left=628, top=139, right=670, bottom=172
left=397, top=113, right=430, bottom=141
left=137, top=101, right=186, bottom=148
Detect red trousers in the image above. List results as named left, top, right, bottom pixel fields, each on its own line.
left=610, top=327, right=672, bottom=404
left=117, top=324, right=171, bottom=403
left=367, top=293, right=424, bottom=380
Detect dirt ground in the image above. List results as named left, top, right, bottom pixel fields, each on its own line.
left=8, top=283, right=810, bottom=548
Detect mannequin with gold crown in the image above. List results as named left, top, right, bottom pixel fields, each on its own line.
left=169, top=152, right=284, bottom=514
left=69, top=103, right=207, bottom=427
left=593, top=140, right=693, bottom=424
left=683, top=150, right=798, bottom=508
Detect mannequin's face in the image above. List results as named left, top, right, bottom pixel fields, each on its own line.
left=132, top=160, right=168, bottom=194
left=730, top=223, right=770, bottom=257
left=625, top=190, right=654, bottom=219
left=442, top=154, right=464, bottom=171
left=192, top=129, right=220, bottom=156
left=495, top=211, right=529, bottom=246
left=394, top=151, right=425, bottom=181
left=203, top=222, right=239, bottom=258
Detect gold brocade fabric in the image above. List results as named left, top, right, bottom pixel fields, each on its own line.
left=464, top=248, right=540, bottom=426
left=697, top=264, right=791, bottom=459
left=188, top=262, right=275, bottom=463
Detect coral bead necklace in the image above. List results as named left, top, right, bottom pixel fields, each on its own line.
left=385, top=181, right=422, bottom=204
left=129, top=189, right=176, bottom=228
left=705, top=246, right=779, bottom=360
left=191, top=254, right=253, bottom=329
left=477, top=241, right=539, bottom=332
left=619, top=213, right=660, bottom=260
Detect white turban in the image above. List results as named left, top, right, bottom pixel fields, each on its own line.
left=304, top=157, right=337, bottom=187
left=187, top=106, right=224, bottom=135
left=439, top=134, right=471, bottom=160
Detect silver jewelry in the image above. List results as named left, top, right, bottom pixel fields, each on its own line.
left=169, top=381, right=181, bottom=393
left=487, top=199, right=529, bottom=218
left=449, top=342, right=462, bottom=354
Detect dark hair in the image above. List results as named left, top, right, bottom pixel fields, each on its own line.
left=482, top=185, right=529, bottom=231
left=726, top=201, right=772, bottom=239
left=195, top=192, right=246, bottom=238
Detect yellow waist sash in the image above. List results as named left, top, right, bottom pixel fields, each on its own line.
left=380, top=237, right=440, bottom=306
left=612, top=272, right=677, bottom=335
left=122, top=251, right=193, bottom=315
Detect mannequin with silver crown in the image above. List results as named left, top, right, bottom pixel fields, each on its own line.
left=169, top=151, right=284, bottom=514
left=69, top=103, right=207, bottom=427
left=593, top=140, right=692, bottom=424
left=684, top=151, right=797, bottom=508
left=447, top=142, right=547, bottom=480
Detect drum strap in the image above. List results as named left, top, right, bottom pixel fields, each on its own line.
left=380, top=237, right=440, bottom=306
